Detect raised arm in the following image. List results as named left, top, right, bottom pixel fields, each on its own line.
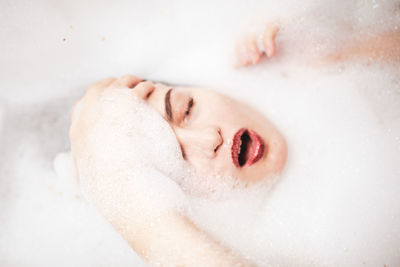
left=123, top=211, right=246, bottom=266
left=324, top=30, right=400, bottom=63
left=235, top=20, right=400, bottom=67
left=69, top=76, right=250, bottom=266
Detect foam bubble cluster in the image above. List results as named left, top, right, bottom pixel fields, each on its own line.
left=72, top=88, right=190, bottom=224
left=1, top=0, right=400, bottom=266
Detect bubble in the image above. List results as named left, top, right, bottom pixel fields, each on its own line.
left=1, top=0, right=400, bottom=266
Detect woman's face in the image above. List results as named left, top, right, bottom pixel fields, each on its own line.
left=134, top=80, right=287, bottom=182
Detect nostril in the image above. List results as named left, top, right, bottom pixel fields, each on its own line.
left=214, top=145, right=220, bottom=153
left=214, top=128, right=223, bottom=153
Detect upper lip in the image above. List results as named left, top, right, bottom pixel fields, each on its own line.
left=231, top=128, right=265, bottom=168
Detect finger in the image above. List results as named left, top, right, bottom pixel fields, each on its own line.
left=71, top=98, right=83, bottom=123
left=246, top=34, right=261, bottom=64
left=131, top=81, right=155, bottom=100
left=69, top=98, right=83, bottom=140
left=109, top=74, right=143, bottom=89
left=88, top=77, right=116, bottom=91
left=86, top=77, right=116, bottom=98
left=235, top=40, right=251, bottom=67
left=263, top=24, right=280, bottom=57
left=79, top=77, right=116, bottom=117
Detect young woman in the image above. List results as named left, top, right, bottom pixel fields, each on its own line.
left=69, top=23, right=399, bottom=266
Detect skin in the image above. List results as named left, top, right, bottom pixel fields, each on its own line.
left=236, top=22, right=400, bottom=67
left=72, top=76, right=287, bottom=183
left=324, top=30, right=400, bottom=63
left=236, top=22, right=280, bottom=67
left=70, top=79, right=250, bottom=266
left=133, top=82, right=287, bottom=183
left=70, top=66, right=286, bottom=266
left=70, top=21, right=399, bottom=266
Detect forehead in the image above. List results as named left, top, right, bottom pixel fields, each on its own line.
left=176, top=86, right=230, bottom=103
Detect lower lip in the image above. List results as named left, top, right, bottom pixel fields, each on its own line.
left=231, top=128, right=265, bottom=168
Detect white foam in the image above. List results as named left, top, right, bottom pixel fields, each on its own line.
left=72, top=89, right=188, bottom=223
left=1, top=0, right=400, bottom=266
left=183, top=66, right=400, bottom=266
left=53, top=152, right=80, bottom=194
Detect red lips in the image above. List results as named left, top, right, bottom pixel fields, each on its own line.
left=231, top=128, right=265, bottom=168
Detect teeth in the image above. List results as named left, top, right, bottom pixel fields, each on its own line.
left=231, top=128, right=248, bottom=168
left=232, top=128, right=265, bottom=168
left=238, top=140, right=242, bottom=155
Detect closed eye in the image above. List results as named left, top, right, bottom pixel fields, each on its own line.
left=183, top=97, right=194, bottom=123
left=164, top=88, right=194, bottom=124
left=185, top=98, right=194, bottom=117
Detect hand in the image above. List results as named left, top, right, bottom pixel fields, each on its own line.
left=70, top=75, right=250, bottom=266
left=69, top=75, right=185, bottom=232
left=69, top=76, right=248, bottom=266
left=235, top=22, right=280, bottom=67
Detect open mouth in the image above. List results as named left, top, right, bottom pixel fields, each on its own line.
left=231, top=128, right=265, bottom=168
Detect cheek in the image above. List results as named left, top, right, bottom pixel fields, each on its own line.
left=212, top=151, right=238, bottom=178
left=188, top=157, right=213, bottom=177
left=271, top=134, right=287, bottom=173
left=201, top=100, right=241, bottom=123
left=242, top=135, right=287, bottom=182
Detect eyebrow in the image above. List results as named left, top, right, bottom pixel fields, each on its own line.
left=165, top=88, right=173, bottom=122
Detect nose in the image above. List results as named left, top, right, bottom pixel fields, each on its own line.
left=174, top=126, right=223, bottom=159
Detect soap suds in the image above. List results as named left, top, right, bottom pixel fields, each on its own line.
left=1, top=0, right=400, bottom=266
